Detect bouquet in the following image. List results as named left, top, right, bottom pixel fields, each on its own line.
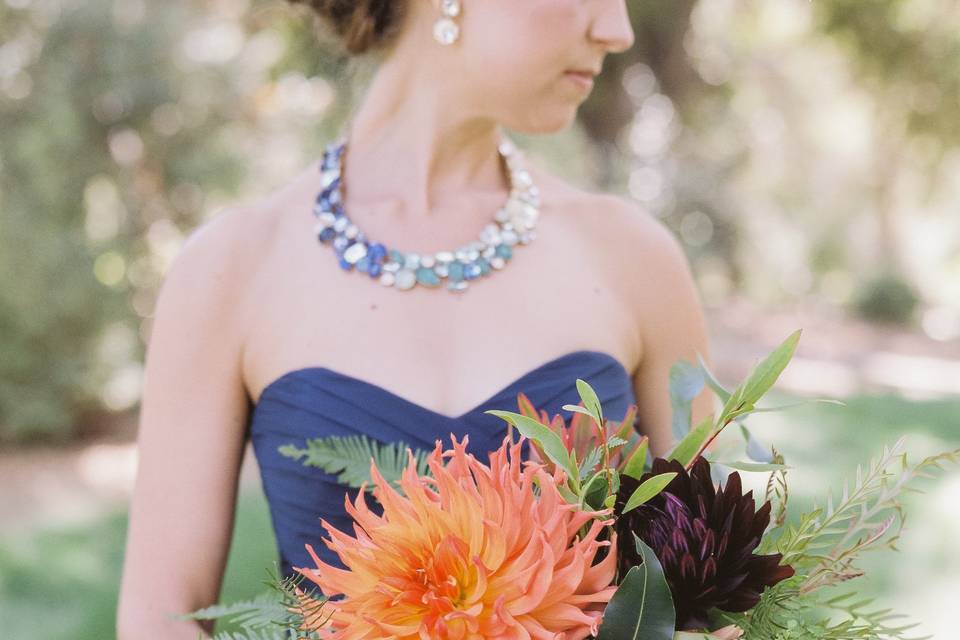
left=186, top=329, right=960, bottom=639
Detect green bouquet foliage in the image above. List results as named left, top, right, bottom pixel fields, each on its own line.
left=186, top=329, right=960, bottom=639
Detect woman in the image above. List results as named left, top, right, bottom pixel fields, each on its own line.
left=117, top=0, right=729, bottom=638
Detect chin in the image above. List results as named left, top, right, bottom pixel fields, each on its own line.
left=505, top=108, right=578, bottom=136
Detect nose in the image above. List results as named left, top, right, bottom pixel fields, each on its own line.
left=591, top=0, right=635, bottom=53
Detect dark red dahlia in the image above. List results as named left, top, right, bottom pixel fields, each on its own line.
left=614, top=456, right=795, bottom=631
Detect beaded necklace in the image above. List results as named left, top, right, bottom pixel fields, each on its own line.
left=312, top=132, right=541, bottom=292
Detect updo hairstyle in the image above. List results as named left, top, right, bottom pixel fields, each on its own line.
left=287, top=0, right=410, bottom=56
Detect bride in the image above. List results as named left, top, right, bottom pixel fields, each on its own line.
left=116, top=0, right=728, bottom=637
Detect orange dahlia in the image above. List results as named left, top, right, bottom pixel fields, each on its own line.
left=292, top=434, right=618, bottom=639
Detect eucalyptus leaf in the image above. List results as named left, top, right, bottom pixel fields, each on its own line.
left=740, top=424, right=774, bottom=463
left=669, top=360, right=706, bottom=440
left=697, top=351, right=730, bottom=402
left=709, top=461, right=732, bottom=488
left=596, top=534, right=676, bottom=640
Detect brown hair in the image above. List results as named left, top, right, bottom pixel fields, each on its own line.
left=288, top=0, right=408, bottom=56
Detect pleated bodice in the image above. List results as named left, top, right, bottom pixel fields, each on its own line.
left=247, top=349, right=637, bottom=578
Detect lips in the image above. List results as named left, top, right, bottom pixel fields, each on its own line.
left=564, top=71, right=595, bottom=90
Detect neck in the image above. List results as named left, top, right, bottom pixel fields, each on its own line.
left=338, top=54, right=510, bottom=222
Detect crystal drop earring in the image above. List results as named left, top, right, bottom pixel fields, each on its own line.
left=433, top=0, right=461, bottom=45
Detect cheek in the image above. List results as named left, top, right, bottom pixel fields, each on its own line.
left=463, top=0, right=586, bottom=92
left=526, top=0, right=585, bottom=46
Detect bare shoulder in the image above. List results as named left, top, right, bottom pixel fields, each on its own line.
left=526, top=159, right=669, bottom=247
left=159, top=164, right=314, bottom=311
left=536, top=169, right=687, bottom=281
left=159, top=205, right=264, bottom=314
left=599, top=195, right=699, bottom=315
left=596, top=195, right=691, bottom=281
left=524, top=159, right=692, bottom=292
left=151, top=196, right=299, bottom=394
left=548, top=181, right=704, bottom=355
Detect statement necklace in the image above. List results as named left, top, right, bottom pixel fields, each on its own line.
left=312, top=133, right=541, bottom=292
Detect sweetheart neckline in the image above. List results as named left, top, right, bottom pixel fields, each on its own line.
left=252, top=349, right=632, bottom=421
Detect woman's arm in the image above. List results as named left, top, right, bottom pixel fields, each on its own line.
left=116, top=210, right=254, bottom=640
left=612, top=203, right=715, bottom=459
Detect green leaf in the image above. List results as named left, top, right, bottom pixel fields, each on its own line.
left=669, top=360, right=706, bottom=440
left=562, top=404, right=598, bottom=419
left=485, top=410, right=579, bottom=489
left=743, top=398, right=846, bottom=414
left=697, top=351, right=730, bottom=403
left=576, top=378, right=604, bottom=424
left=622, top=472, right=678, bottom=513
left=708, top=460, right=733, bottom=488
left=558, top=483, right=579, bottom=504
left=582, top=470, right=612, bottom=510
left=622, top=437, right=650, bottom=480
left=718, top=460, right=793, bottom=472
left=667, top=414, right=713, bottom=467
left=717, top=330, right=801, bottom=426
left=596, top=534, right=676, bottom=640
left=741, top=329, right=801, bottom=403
left=740, top=424, right=774, bottom=463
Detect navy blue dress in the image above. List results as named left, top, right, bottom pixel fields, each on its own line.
left=247, top=349, right=638, bottom=579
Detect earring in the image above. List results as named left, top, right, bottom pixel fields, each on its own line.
left=433, top=0, right=461, bottom=45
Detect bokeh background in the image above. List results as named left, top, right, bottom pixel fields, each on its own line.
left=1, top=0, right=959, bottom=637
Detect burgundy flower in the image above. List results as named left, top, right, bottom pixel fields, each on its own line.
left=615, top=456, right=795, bottom=630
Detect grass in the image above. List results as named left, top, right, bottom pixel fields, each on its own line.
left=0, top=491, right=277, bottom=640
left=0, top=390, right=958, bottom=639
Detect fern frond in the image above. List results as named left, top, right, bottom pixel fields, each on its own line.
left=736, top=439, right=960, bottom=639
left=729, top=582, right=930, bottom=639
left=183, top=593, right=289, bottom=627
left=279, top=433, right=432, bottom=491
left=182, top=565, right=328, bottom=639
left=211, top=628, right=303, bottom=640
left=777, top=438, right=960, bottom=594
left=814, top=591, right=933, bottom=640
left=756, top=446, right=790, bottom=555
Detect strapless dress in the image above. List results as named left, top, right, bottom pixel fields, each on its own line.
left=246, top=349, right=638, bottom=578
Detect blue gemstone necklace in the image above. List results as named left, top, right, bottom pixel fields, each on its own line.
left=312, top=132, right=541, bottom=292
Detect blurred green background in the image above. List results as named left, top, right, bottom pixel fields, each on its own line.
left=1, top=0, right=958, bottom=637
